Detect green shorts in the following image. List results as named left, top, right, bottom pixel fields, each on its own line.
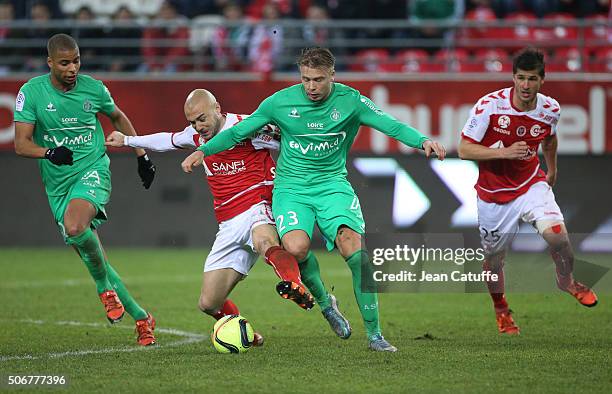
left=272, top=180, right=365, bottom=251
left=47, top=158, right=112, bottom=242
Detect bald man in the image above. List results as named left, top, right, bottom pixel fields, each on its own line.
left=14, top=33, right=157, bottom=346
left=106, top=89, right=315, bottom=346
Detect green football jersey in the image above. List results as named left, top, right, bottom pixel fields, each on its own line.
left=14, top=74, right=115, bottom=196
left=200, top=83, right=429, bottom=189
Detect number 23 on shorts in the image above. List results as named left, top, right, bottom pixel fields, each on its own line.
left=276, top=211, right=299, bottom=232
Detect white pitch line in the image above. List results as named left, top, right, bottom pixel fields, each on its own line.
left=0, top=319, right=206, bottom=362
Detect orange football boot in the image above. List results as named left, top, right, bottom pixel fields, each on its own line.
left=99, top=290, right=125, bottom=324
left=565, top=281, right=598, bottom=307
left=276, top=281, right=315, bottom=310
left=496, top=311, right=520, bottom=335
left=135, top=313, right=156, bottom=346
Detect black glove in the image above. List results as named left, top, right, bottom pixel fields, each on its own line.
left=137, top=153, right=156, bottom=189
left=45, top=146, right=73, bottom=165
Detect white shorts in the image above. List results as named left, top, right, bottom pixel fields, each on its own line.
left=477, top=181, right=564, bottom=255
left=204, top=202, right=275, bottom=275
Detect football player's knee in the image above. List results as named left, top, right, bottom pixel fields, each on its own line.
left=284, top=241, right=309, bottom=262
left=254, top=235, right=278, bottom=255
left=198, top=295, right=221, bottom=314
left=63, top=220, right=88, bottom=237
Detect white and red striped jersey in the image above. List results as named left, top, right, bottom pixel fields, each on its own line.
left=461, top=87, right=560, bottom=204
left=126, top=113, right=279, bottom=223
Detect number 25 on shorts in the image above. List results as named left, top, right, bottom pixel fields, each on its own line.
left=276, top=211, right=299, bottom=232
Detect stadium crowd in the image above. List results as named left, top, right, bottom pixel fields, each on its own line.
left=0, top=0, right=609, bottom=73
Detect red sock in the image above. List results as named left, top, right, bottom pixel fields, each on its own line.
left=211, top=299, right=240, bottom=320
left=483, top=259, right=508, bottom=313
left=264, top=246, right=303, bottom=286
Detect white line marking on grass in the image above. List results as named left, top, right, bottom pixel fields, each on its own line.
left=0, top=319, right=206, bottom=362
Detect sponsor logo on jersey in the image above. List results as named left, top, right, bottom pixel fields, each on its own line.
left=498, top=115, right=510, bottom=128
left=288, top=108, right=300, bottom=118
left=83, top=100, right=93, bottom=112
left=493, top=126, right=511, bottom=136
left=498, top=106, right=511, bottom=110
left=62, top=117, right=78, bottom=123
left=82, top=170, right=101, bottom=187
left=211, top=160, right=246, bottom=175
left=516, top=126, right=527, bottom=137
left=289, top=131, right=346, bottom=156
left=15, top=91, right=25, bottom=112
left=44, top=130, right=93, bottom=147
left=45, top=102, right=56, bottom=112
left=330, top=108, right=341, bottom=121
left=307, top=122, right=324, bottom=129
left=530, top=124, right=543, bottom=137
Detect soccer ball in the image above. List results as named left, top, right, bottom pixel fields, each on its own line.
left=211, top=315, right=254, bottom=354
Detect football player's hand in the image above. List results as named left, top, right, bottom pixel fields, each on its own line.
left=181, top=150, right=204, bottom=173
left=137, top=154, right=156, bottom=189
left=45, top=146, right=73, bottom=165
left=546, top=170, right=557, bottom=187
left=423, top=140, right=446, bottom=160
left=503, top=141, right=529, bottom=159
left=105, top=131, right=126, bottom=147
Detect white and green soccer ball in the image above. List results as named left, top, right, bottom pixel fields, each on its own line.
left=211, top=315, right=254, bottom=354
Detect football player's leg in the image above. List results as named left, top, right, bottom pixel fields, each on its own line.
left=539, top=222, right=597, bottom=307
left=199, top=268, right=243, bottom=319
left=252, top=223, right=314, bottom=310
left=478, top=197, right=520, bottom=334
left=335, top=226, right=395, bottom=350
left=64, top=199, right=113, bottom=295
left=524, top=181, right=597, bottom=306
left=283, top=231, right=331, bottom=310
left=254, top=223, right=302, bottom=285
left=93, top=231, right=149, bottom=321
left=273, top=191, right=329, bottom=309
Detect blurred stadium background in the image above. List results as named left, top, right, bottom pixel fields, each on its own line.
left=0, top=0, right=610, bottom=250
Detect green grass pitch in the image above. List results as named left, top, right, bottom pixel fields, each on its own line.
left=0, top=249, right=610, bottom=393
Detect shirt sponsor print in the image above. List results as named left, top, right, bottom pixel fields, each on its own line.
left=498, top=115, right=510, bottom=128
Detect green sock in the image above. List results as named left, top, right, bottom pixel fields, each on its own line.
left=346, top=250, right=381, bottom=339
left=66, top=228, right=112, bottom=294
left=104, top=261, right=148, bottom=321
left=299, top=251, right=331, bottom=310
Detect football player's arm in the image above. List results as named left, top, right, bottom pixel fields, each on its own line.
left=106, top=127, right=197, bottom=152
left=15, top=121, right=73, bottom=165
left=14, top=121, right=45, bottom=158
left=107, top=106, right=146, bottom=157
left=541, top=134, right=558, bottom=186
left=358, top=95, right=445, bottom=159
left=14, top=87, right=53, bottom=160
left=106, top=106, right=156, bottom=189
